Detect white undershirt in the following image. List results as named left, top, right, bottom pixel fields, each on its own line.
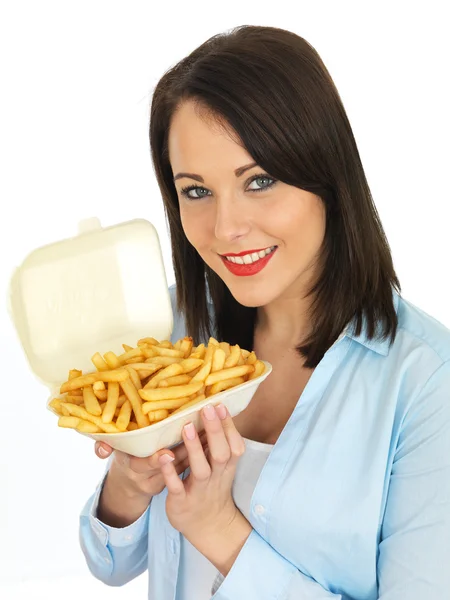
left=175, top=437, right=274, bottom=599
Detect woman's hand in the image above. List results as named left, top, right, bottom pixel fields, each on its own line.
left=95, top=431, right=208, bottom=500
left=158, top=402, right=246, bottom=541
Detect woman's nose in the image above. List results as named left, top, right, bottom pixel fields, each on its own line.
left=214, top=197, right=251, bottom=242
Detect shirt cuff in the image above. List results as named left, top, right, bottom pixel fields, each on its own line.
left=88, top=472, right=151, bottom=548
left=211, top=529, right=296, bottom=599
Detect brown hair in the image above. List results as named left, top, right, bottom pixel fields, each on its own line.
left=149, top=25, right=400, bottom=368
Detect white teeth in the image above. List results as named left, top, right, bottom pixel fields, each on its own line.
left=224, top=246, right=276, bottom=265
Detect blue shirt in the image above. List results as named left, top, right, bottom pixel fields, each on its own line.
left=79, top=286, right=450, bottom=599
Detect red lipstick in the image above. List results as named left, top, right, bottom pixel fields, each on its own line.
left=220, top=247, right=277, bottom=277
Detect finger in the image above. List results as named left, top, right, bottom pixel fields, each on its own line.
left=214, top=403, right=245, bottom=474
left=201, top=403, right=232, bottom=478
left=95, top=441, right=113, bottom=459
left=159, top=453, right=187, bottom=497
left=182, top=421, right=211, bottom=484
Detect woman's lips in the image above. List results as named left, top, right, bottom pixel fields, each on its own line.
left=220, top=247, right=277, bottom=276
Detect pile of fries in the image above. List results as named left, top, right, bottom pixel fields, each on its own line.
left=49, top=335, right=265, bottom=435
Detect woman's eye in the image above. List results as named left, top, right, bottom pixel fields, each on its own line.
left=247, top=176, right=276, bottom=192
left=179, top=174, right=276, bottom=200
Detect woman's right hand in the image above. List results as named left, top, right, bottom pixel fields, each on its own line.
left=94, top=431, right=208, bottom=499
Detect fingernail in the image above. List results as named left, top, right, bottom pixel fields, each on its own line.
left=159, top=454, right=175, bottom=466
left=98, top=446, right=108, bottom=457
left=203, top=404, right=216, bottom=421
left=215, top=403, right=227, bottom=420
left=184, top=422, right=196, bottom=440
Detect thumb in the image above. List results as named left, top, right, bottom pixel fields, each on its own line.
left=95, top=441, right=113, bottom=459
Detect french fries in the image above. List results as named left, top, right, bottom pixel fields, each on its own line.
left=51, top=335, right=266, bottom=436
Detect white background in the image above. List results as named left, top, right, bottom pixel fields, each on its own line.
left=1, top=1, right=449, bottom=598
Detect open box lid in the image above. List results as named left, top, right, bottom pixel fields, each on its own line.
left=8, top=218, right=173, bottom=388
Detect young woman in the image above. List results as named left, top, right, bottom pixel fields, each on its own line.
left=79, top=25, right=450, bottom=599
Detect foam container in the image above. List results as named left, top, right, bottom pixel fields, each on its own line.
left=9, top=217, right=272, bottom=457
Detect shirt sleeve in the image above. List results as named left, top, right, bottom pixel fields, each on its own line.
left=79, top=459, right=151, bottom=587
left=212, top=360, right=450, bottom=600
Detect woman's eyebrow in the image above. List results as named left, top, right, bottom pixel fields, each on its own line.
left=173, top=162, right=258, bottom=183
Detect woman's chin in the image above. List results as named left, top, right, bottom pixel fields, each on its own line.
left=227, top=282, right=277, bottom=308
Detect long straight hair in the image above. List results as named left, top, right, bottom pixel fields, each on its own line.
left=149, top=25, right=400, bottom=368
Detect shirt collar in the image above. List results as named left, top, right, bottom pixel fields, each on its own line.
left=342, top=289, right=400, bottom=356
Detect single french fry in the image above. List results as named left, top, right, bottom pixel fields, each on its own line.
left=120, top=378, right=149, bottom=428
left=49, top=398, right=64, bottom=414
left=58, top=416, right=80, bottom=428
left=158, top=374, right=191, bottom=388
left=192, top=360, right=212, bottom=382
left=117, top=348, right=143, bottom=364
left=152, top=346, right=184, bottom=358
left=145, top=356, right=183, bottom=367
left=241, top=349, right=250, bottom=359
left=69, top=389, right=83, bottom=396
left=138, top=337, right=159, bottom=346
left=143, top=363, right=184, bottom=389
left=141, top=346, right=157, bottom=358
left=76, top=420, right=102, bottom=433
left=91, top=352, right=109, bottom=371
left=103, top=351, right=121, bottom=369
left=60, top=403, right=71, bottom=416
left=180, top=358, right=204, bottom=373
left=83, top=385, right=102, bottom=416
left=208, top=337, right=219, bottom=346
left=218, top=342, right=231, bottom=357
left=237, top=352, right=245, bottom=365
left=127, top=421, right=139, bottom=431
left=171, top=394, right=207, bottom=415
left=122, top=343, right=134, bottom=352
left=93, top=388, right=107, bottom=401
left=204, top=344, right=215, bottom=364
left=147, top=408, right=170, bottom=422
left=179, top=337, right=193, bottom=358
left=69, top=369, right=82, bottom=380
left=158, top=340, right=173, bottom=349
left=173, top=339, right=182, bottom=351
left=248, top=360, right=265, bottom=380
left=212, top=348, right=226, bottom=372
left=93, top=381, right=107, bottom=401
left=64, top=394, right=85, bottom=405
left=125, top=363, right=161, bottom=374
left=117, top=394, right=127, bottom=407
left=125, top=356, right=143, bottom=364
left=63, top=403, right=120, bottom=433
left=224, top=345, right=241, bottom=368
left=143, top=397, right=192, bottom=413
left=102, top=381, right=120, bottom=423
left=246, top=351, right=257, bottom=365
left=60, top=369, right=128, bottom=393
left=125, top=365, right=142, bottom=390
left=116, top=400, right=132, bottom=431
left=208, top=376, right=245, bottom=396
left=139, top=381, right=203, bottom=402
left=205, top=365, right=255, bottom=386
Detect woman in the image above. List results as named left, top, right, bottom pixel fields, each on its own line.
left=79, top=25, right=450, bottom=599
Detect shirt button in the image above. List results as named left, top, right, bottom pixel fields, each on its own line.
left=254, top=504, right=265, bottom=515
left=124, top=534, right=133, bottom=541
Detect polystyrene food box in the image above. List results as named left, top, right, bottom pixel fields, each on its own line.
left=8, top=218, right=272, bottom=457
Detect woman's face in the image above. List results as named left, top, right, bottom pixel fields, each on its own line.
left=168, top=101, right=326, bottom=308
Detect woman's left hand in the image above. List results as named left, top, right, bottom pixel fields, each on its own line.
left=158, top=401, right=246, bottom=541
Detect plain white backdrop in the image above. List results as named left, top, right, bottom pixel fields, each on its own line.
left=1, top=1, right=449, bottom=598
